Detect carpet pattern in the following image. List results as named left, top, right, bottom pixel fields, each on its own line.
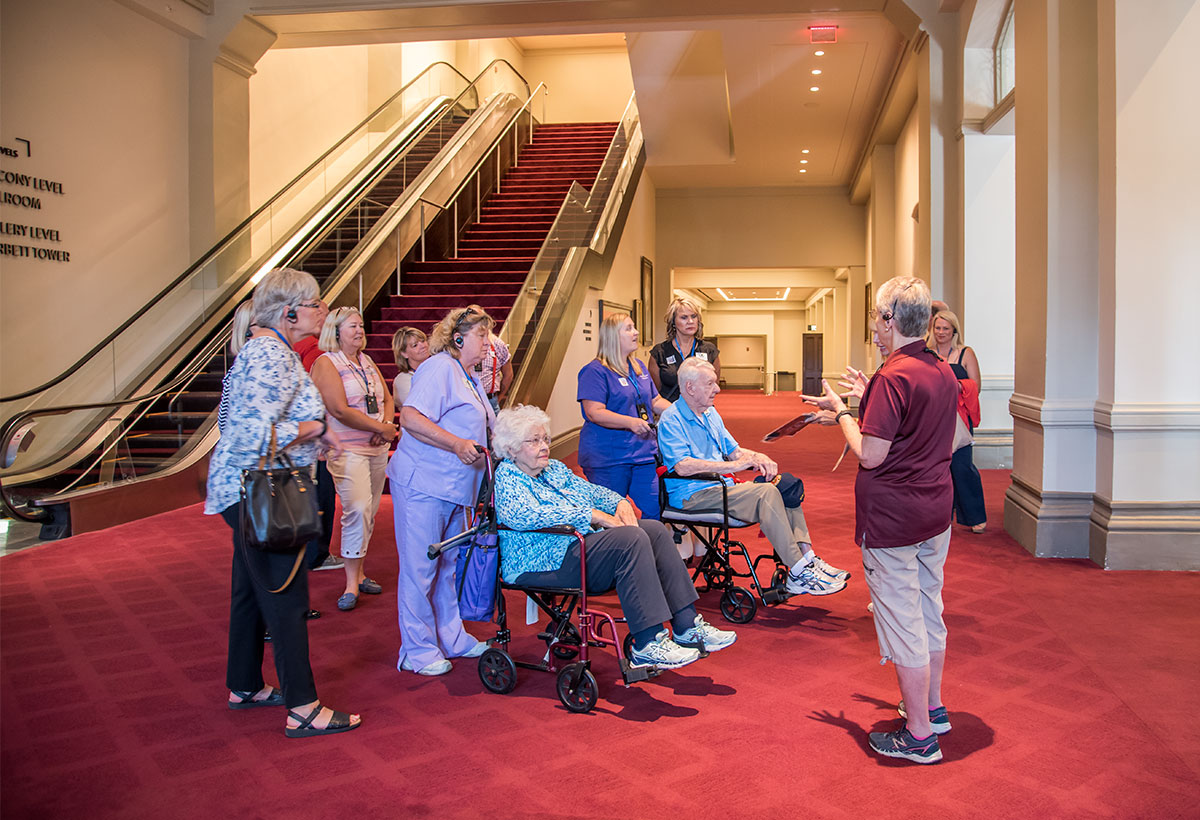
left=2, top=390, right=1198, bottom=819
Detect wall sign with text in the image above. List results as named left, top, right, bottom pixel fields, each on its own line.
left=0, top=138, right=71, bottom=263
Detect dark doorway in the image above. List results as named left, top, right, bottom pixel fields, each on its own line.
left=802, top=333, right=824, bottom=395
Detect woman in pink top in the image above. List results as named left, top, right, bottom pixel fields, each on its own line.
left=311, top=308, right=398, bottom=611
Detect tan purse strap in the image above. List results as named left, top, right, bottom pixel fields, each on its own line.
left=265, top=549, right=306, bottom=594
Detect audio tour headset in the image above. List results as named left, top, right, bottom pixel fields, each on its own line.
left=286, top=306, right=297, bottom=322
left=452, top=307, right=479, bottom=349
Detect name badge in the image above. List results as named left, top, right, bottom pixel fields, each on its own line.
left=666, top=356, right=677, bottom=364
left=695, top=352, right=709, bottom=362
left=618, top=377, right=629, bottom=386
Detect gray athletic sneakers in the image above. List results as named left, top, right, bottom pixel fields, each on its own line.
left=898, top=700, right=952, bottom=735
left=868, top=727, right=943, bottom=764
left=629, top=630, right=702, bottom=669
left=673, top=615, right=738, bottom=652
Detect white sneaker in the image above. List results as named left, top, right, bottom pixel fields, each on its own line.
left=811, top=554, right=851, bottom=581
left=785, top=566, right=846, bottom=596
left=629, top=630, right=701, bottom=669
left=673, top=614, right=737, bottom=652
left=460, top=640, right=489, bottom=658
left=399, top=657, right=452, bottom=676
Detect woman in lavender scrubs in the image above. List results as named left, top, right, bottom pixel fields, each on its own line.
left=388, top=305, right=496, bottom=676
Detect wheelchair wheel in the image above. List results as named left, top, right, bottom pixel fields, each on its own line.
left=704, top=563, right=732, bottom=590
left=622, top=631, right=636, bottom=662
left=478, top=648, right=518, bottom=694
left=556, top=663, right=599, bottom=713
left=720, top=586, right=758, bottom=624
left=551, top=643, right=580, bottom=660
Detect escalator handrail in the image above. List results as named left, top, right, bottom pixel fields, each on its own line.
left=1, top=59, right=529, bottom=404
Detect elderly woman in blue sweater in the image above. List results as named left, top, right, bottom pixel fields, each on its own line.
left=492, top=405, right=737, bottom=668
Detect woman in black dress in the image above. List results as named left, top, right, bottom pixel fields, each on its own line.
left=648, top=296, right=721, bottom=402
left=928, top=309, right=987, bottom=533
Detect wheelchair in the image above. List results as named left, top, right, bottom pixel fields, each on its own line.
left=429, top=450, right=664, bottom=714
left=655, top=466, right=793, bottom=624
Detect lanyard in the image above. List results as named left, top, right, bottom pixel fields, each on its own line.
left=673, top=337, right=698, bottom=361
left=339, top=351, right=376, bottom=401
left=266, top=327, right=291, bottom=350
left=628, top=360, right=648, bottom=407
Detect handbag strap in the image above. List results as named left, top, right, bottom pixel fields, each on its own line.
left=238, top=527, right=307, bottom=594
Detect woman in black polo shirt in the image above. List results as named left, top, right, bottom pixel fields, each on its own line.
left=648, top=296, right=721, bottom=402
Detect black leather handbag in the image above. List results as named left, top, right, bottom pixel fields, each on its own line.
left=239, top=426, right=321, bottom=593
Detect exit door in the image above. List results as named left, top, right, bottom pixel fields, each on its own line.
left=802, top=333, right=823, bottom=394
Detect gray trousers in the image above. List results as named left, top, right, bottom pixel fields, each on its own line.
left=514, top=520, right=699, bottom=635
left=681, top=482, right=811, bottom=566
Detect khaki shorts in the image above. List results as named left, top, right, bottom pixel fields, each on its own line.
left=860, top=526, right=951, bottom=668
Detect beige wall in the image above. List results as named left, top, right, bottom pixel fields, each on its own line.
left=894, top=106, right=921, bottom=282
left=0, top=0, right=191, bottom=395
left=523, top=48, right=634, bottom=123
left=602, top=174, right=656, bottom=328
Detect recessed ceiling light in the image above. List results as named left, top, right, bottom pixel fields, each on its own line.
left=799, top=169, right=808, bottom=173
left=815, top=50, right=825, bottom=56
left=809, top=86, right=820, bottom=92
left=800, top=160, right=808, bottom=164
left=811, top=69, right=822, bottom=75
left=801, top=149, right=810, bottom=154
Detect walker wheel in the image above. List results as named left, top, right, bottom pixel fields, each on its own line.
left=720, top=586, right=758, bottom=624
left=556, top=663, right=599, bottom=713
left=478, top=648, right=518, bottom=694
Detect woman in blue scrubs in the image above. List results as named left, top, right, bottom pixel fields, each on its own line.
left=577, top=313, right=670, bottom=519
left=388, top=305, right=495, bottom=676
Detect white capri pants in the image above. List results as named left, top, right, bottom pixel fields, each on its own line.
left=326, top=449, right=388, bottom=559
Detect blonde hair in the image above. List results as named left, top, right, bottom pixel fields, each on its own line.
left=926, top=309, right=965, bottom=353
left=252, top=268, right=318, bottom=328
left=229, top=301, right=256, bottom=356
left=429, top=305, right=495, bottom=358
left=391, top=326, right=427, bottom=373
left=318, top=306, right=364, bottom=353
left=595, top=312, right=644, bottom=377
left=664, top=295, right=705, bottom=341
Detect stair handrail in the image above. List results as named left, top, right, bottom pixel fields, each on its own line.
left=1, top=59, right=529, bottom=405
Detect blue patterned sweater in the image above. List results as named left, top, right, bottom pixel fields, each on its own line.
left=493, top=459, right=622, bottom=582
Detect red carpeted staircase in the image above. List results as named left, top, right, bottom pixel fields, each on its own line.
left=368, top=121, right=618, bottom=382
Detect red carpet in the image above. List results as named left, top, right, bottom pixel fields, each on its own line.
left=3, top=390, right=1199, bottom=819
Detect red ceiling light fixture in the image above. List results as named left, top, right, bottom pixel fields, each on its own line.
left=809, top=25, right=838, bottom=44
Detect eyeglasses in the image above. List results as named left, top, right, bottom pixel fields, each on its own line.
left=521, top=436, right=551, bottom=447
left=297, top=300, right=322, bottom=310
left=869, top=304, right=896, bottom=323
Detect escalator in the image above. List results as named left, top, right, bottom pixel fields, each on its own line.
left=0, top=60, right=533, bottom=536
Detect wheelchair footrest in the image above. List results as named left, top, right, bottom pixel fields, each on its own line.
left=762, top=588, right=789, bottom=606
left=620, top=659, right=659, bottom=684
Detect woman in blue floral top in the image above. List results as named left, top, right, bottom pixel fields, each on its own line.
left=492, top=405, right=738, bottom=669
left=206, top=268, right=361, bottom=738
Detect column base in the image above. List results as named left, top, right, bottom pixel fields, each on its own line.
left=1003, top=474, right=1092, bottom=558
left=1089, top=497, right=1200, bottom=570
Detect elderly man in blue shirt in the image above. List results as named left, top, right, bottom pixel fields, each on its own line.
left=656, top=359, right=850, bottom=597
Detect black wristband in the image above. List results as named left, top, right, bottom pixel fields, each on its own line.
left=835, top=409, right=854, bottom=423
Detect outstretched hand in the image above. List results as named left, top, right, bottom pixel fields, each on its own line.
left=801, top=379, right=848, bottom=414
left=837, top=366, right=869, bottom=401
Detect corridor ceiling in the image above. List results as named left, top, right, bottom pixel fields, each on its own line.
left=255, top=1, right=915, bottom=191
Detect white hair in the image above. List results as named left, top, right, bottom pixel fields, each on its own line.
left=876, top=276, right=931, bottom=338
left=676, top=358, right=716, bottom=391
left=492, top=405, right=551, bottom=461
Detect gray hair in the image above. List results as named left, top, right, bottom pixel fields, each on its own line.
left=677, top=358, right=716, bottom=391
left=252, top=268, right=319, bottom=329
left=876, top=276, right=931, bottom=338
left=492, top=404, right=551, bottom=461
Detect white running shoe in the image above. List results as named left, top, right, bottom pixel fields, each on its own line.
left=673, top=614, right=738, bottom=652
left=399, top=657, right=452, bottom=676
left=629, top=630, right=702, bottom=669
left=785, top=566, right=846, bottom=596
left=811, top=554, right=851, bottom=581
